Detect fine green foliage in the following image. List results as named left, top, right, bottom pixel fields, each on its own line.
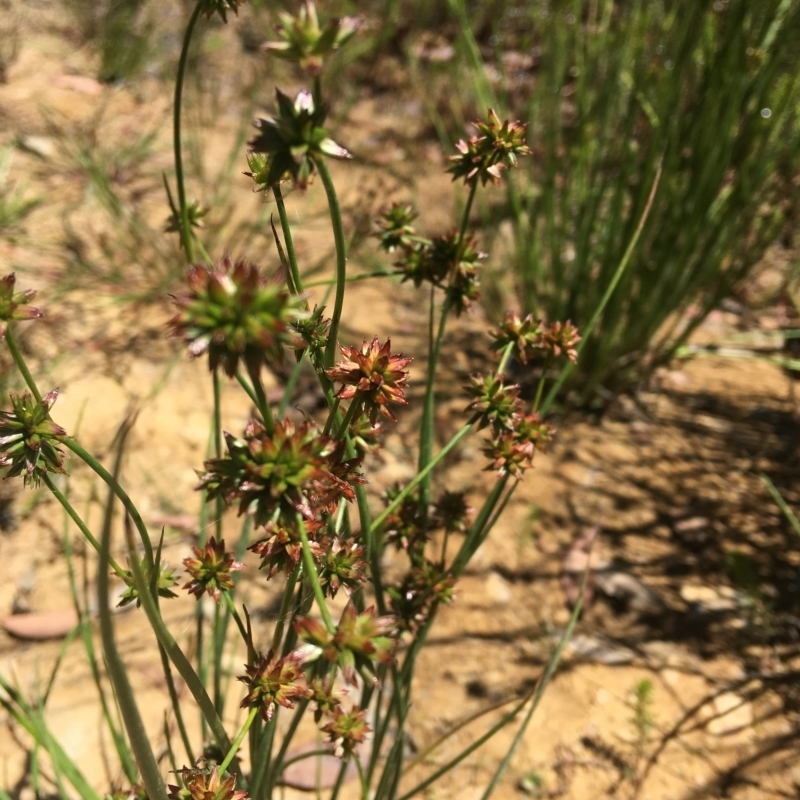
left=451, top=0, right=800, bottom=404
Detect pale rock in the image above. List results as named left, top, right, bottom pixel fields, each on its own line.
left=680, top=584, right=738, bottom=612
left=706, top=692, right=753, bottom=738
left=566, top=633, right=635, bottom=665
left=485, top=571, right=512, bottom=604
left=594, top=688, right=613, bottom=706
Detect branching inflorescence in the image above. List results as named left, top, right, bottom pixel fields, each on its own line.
left=0, top=2, right=584, bottom=799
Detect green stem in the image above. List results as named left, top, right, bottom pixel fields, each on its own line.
left=219, top=707, right=258, bottom=774
left=59, top=438, right=154, bottom=565
left=322, top=397, right=342, bottom=436
left=270, top=566, right=300, bottom=653
left=273, top=184, right=303, bottom=295
left=222, top=592, right=249, bottom=644
left=316, top=159, right=348, bottom=369
left=496, top=342, right=514, bottom=376
left=235, top=370, right=260, bottom=408
left=297, top=516, right=334, bottom=632
left=5, top=327, right=42, bottom=403
left=43, top=473, right=125, bottom=578
left=249, top=715, right=277, bottom=800
left=123, top=521, right=236, bottom=767
left=334, top=401, right=360, bottom=441
left=304, top=270, right=393, bottom=288
left=212, top=369, right=224, bottom=542
left=249, top=367, right=275, bottom=435
left=98, top=428, right=167, bottom=800
left=457, top=180, right=479, bottom=246
left=173, top=0, right=204, bottom=260
left=417, top=293, right=452, bottom=515
left=373, top=421, right=474, bottom=531
left=157, top=642, right=196, bottom=767
left=532, top=356, right=552, bottom=413
left=540, top=159, right=663, bottom=414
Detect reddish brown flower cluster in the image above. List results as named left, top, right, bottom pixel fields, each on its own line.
left=0, top=273, right=42, bottom=341
left=490, top=312, right=581, bottom=365
left=198, top=417, right=363, bottom=530
left=388, top=561, right=456, bottom=634
left=482, top=411, right=554, bottom=477
left=168, top=257, right=306, bottom=379
left=322, top=707, right=371, bottom=758
left=238, top=649, right=310, bottom=721
left=199, top=0, right=245, bottom=24
left=183, top=536, right=245, bottom=602
left=464, top=371, right=555, bottom=477
left=168, top=764, right=248, bottom=800
left=294, top=600, right=396, bottom=687
left=0, top=389, right=67, bottom=487
left=117, top=556, right=179, bottom=608
left=326, top=337, right=411, bottom=424
left=263, top=1, right=361, bottom=77
left=376, top=212, right=486, bottom=317
left=447, top=108, right=531, bottom=186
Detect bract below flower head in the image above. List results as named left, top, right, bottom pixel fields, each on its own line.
left=0, top=389, right=66, bottom=487
left=249, top=89, right=350, bottom=190
left=264, top=0, right=361, bottom=76
left=0, top=273, right=43, bottom=341
left=168, top=256, right=306, bottom=378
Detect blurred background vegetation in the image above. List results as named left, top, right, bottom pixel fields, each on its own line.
left=6, top=0, right=800, bottom=407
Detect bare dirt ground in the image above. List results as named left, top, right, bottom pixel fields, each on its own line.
left=1, top=4, right=799, bottom=799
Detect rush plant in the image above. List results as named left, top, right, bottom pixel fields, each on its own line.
left=0, top=2, right=608, bottom=799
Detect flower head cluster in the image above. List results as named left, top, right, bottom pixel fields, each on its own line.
left=318, top=537, right=367, bottom=598
left=376, top=203, right=419, bottom=252
left=249, top=90, right=350, bottom=190
left=326, top=338, right=411, bottom=424
left=168, top=765, right=248, bottom=800
left=482, top=411, right=554, bottom=477
left=165, top=199, right=208, bottom=237
left=388, top=561, right=456, bottom=634
left=168, top=256, right=306, bottom=378
left=465, top=372, right=521, bottom=430
left=321, top=707, right=370, bottom=758
left=293, top=304, right=330, bottom=359
left=464, top=371, right=555, bottom=477
left=0, top=273, right=42, bottom=341
left=238, top=649, right=310, bottom=721
left=431, top=491, right=473, bottom=534
left=198, top=418, right=362, bottom=528
left=117, top=556, right=179, bottom=608
left=183, top=536, right=245, bottom=602
left=447, top=108, right=531, bottom=186
left=307, top=677, right=344, bottom=722
left=379, top=484, right=429, bottom=561
left=490, top=312, right=581, bottom=365
left=248, top=520, right=323, bottom=579
left=376, top=209, right=486, bottom=316
left=263, top=1, right=361, bottom=76
left=0, top=389, right=66, bottom=487
left=199, top=0, right=244, bottom=24
left=295, top=601, right=397, bottom=686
